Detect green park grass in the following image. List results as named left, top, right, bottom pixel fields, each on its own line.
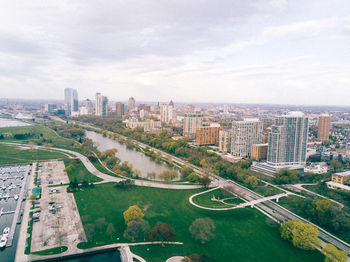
left=304, top=184, right=350, bottom=208
left=192, top=188, right=244, bottom=209
left=0, top=144, right=68, bottom=164
left=0, top=125, right=57, bottom=140
left=31, top=246, right=68, bottom=256
left=73, top=183, right=323, bottom=262
left=64, top=159, right=103, bottom=183
left=253, top=184, right=284, bottom=197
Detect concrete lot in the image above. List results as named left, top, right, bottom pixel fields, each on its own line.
left=31, top=161, right=86, bottom=252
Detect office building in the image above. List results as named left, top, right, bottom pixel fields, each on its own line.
left=45, top=104, right=57, bottom=113
left=183, top=114, right=203, bottom=138
left=64, top=88, right=78, bottom=116
left=318, top=114, right=331, bottom=141
left=160, top=102, right=174, bottom=123
left=219, top=130, right=231, bottom=153
left=267, top=111, right=309, bottom=166
left=116, top=102, right=125, bottom=118
left=95, top=93, right=108, bottom=116
left=231, top=119, right=263, bottom=157
left=128, top=97, right=136, bottom=111
left=195, top=124, right=221, bottom=146
left=251, top=143, right=268, bottom=161
left=79, top=99, right=94, bottom=115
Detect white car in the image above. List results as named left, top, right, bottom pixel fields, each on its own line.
left=0, top=235, right=7, bottom=248
left=3, top=227, right=10, bottom=238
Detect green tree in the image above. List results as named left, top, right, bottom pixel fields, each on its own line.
left=329, top=160, right=343, bottom=172
left=280, top=220, right=320, bottom=250
left=158, top=170, right=178, bottom=182
left=123, top=218, right=150, bottom=241
left=189, top=218, right=216, bottom=244
left=244, top=176, right=258, bottom=188
left=322, top=244, right=348, bottom=262
left=180, top=165, right=194, bottom=178
left=148, top=222, right=175, bottom=246
left=106, top=223, right=116, bottom=240
left=123, top=205, right=144, bottom=225
left=188, top=172, right=200, bottom=183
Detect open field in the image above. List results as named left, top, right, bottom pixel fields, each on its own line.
left=64, top=159, right=103, bottom=183
left=0, top=144, right=68, bottom=164
left=192, top=188, right=244, bottom=208
left=0, top=125, right=57, bottom=140
left=73, top=183, right=323, bottom=262
left=304, top=184, right=350, bottom=208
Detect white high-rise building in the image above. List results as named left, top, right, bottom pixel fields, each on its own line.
left=79, top=99, right=94, bottom=115
left=64, top=88, right=78, bottom=116
left=231, top=118, right=263, bottom=157
left=219, top=130, right=231, bottom=153
left=267, top=111, right=309, bottom=166
left=160, top=102, right=174, bottom=123
left=183, top=114, right=203, bottom=138
left=95, top=93, right=108, bottom=116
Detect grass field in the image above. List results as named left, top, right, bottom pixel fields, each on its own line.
left=0, top=125, right=57, bottom=140
left=64, top=159, right=103, bottom=183
left=304, top=184, right=350, bottom=208
left=73, top=184, right=323, bottom=262
left=192, top=188, right=243, bottom=208
left=0, top=144, right=68, bottom=164
left=253, top=184, right=284, bottom=197
left=31, top=246, right=68, bottom=256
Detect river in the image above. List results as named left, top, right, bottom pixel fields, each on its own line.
left=86, top=131, right=180, bottom=180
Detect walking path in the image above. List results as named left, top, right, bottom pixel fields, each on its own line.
left=15, top=163, right=36, bottom=262
left=292, top=183, right=345, bottom=208
left=189, top=187, right=291, bottom=211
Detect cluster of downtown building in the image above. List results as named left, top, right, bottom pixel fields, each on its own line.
left=53, top=88, right=336, bottom=176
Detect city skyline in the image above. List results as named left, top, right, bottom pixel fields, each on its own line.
left=0, top=1, right=349, bottom=105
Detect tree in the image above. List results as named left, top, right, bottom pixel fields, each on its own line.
left=280, top=220, right=320, bottom=250
left=123, top=205, right=144, bottom=225
left=322, top=244, right=348, bottom=262
left=123, top=218, right=150, bottom=241
left=180, top=165, right=194, bottom=178
left=158, top=170, right=178, bottom=182
left=188, top=172, right=200, bottom=183
left=106, top=223, right=116, bottom=240
left=329, top=160, right=343, bottom=173
left=244, top=176, right=258, bottom=188
left=189, top=218, right=216, bottom=244
left=199, top=175, right=211, bottom=188
left=148, top=222, right=175, bottom=246
left=133, top=168, right=141, bottom=178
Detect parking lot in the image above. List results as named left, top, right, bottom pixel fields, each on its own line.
left=31, top=161, right=86, bottom=252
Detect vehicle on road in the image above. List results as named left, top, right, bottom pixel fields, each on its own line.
left=3, top=227, right=10, bottom=238
left=0, top=235, right=7, bottom=248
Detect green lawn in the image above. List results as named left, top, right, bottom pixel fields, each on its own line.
left=304, top=184, right=350, bottom=208
left=253, top=185, right=284, bottom=197
left=192, top=188, right=243, bottom=208
left=64, top=159, right=103, bottom=183
left=31, top=246, right=68, bottom=256
left=0, top=144, right=68, bottom=164
left=73, top=184, right=323, bottom=262
left=0, top=125, right=57, bottom=140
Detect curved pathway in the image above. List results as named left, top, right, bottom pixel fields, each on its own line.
left=0, top=142, right=202, bottom=190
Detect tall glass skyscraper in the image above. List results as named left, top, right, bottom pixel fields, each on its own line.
left=64, top=88, right=78, bottom=116
left=267, top=112, right=309, bottom=166
left=96, top=92, right=108, bottom=116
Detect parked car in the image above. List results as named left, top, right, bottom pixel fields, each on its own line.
left=3, top=227, right=10, bottom=238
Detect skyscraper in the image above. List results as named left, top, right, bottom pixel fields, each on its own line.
left=183, top=114, right=203, bottom=138
left=267, top=112, right=309, bottom=166
left=64, top=88, right=78, bottom=116
left=116, top=102, right=125, bottom=118
left=318, top=114, right=331, bottom=141
left=128, top=97, right=136, bottom=111
left=231, top=119, right=263, bottom=157
left=95, top=93, right=108, bottom=116
left=160, top=102, right=174, bottom=123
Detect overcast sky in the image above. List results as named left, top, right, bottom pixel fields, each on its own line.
left=0, top=0, right=349, bottom=105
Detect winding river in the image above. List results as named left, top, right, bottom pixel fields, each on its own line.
left=85, top=131, right=180, bottom=180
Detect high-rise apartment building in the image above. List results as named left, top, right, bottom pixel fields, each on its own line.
left=95, top=93, right=108, bottom=116
left=251, top=144, right=268, bottom=161
left=267, top=112, right=309, bottom=166
left=219, top=130, right=231, bottom=153
left=318, top=114, right=331, bottom=141
left=160, top=102, right=174, bottom=123
left=116, top=102, right=125, bottom=118
left=231, top=119, right=263, bottom=157
left=183, top=114, right=203, bottom=138
left=195, top=124, right=221, bottom=146
left=128, top=97, right=136, bottom=111
left=64, top=88, right=78, bottom=116
left=45, top=104, right=57, bottom=113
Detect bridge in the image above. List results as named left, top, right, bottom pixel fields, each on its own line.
left=189, top=187, right=291, bottom=211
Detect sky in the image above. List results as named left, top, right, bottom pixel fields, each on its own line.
left=0, top=0, right=349, bottom=105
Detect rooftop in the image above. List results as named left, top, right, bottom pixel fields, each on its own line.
left=334, top=171, right=350, bottom=177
